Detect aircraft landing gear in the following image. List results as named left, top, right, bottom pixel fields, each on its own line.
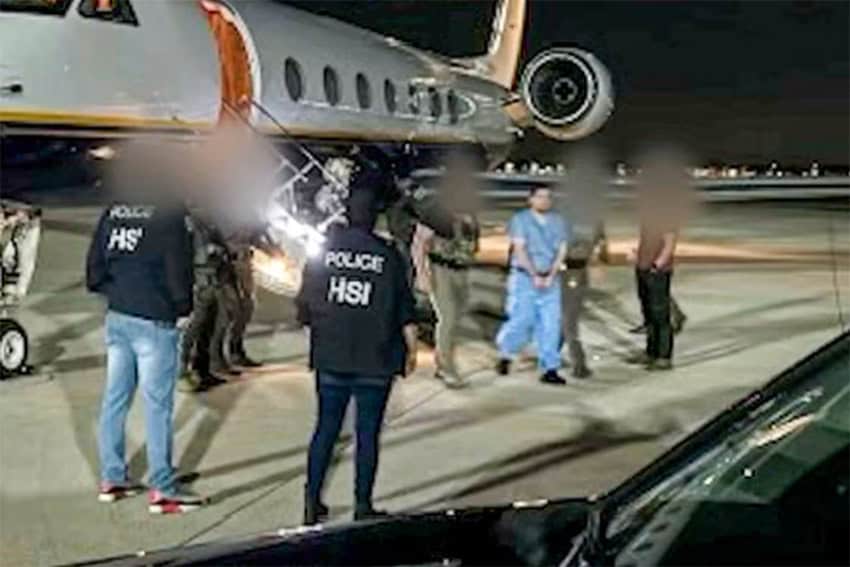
left=1, top=200, right=42, bottom=379
left=0, top=318, right=30, bottom=379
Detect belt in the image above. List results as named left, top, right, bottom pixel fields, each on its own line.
left=429, top=254, right=470, bottom=271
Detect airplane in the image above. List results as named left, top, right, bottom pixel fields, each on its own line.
left=0, top=0, right=614, bottom=377
left=0, top=0, right=614, bottom=166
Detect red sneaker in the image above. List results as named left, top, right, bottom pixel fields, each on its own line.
left=148, top=488, right=207, bottom=515
left=98, top=482, right=142, bottom=503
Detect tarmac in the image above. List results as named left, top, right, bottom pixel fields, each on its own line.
left=0, top=196, right=847, bottom=566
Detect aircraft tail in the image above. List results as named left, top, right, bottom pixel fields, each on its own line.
left=477, top=0, right=527, bottom=89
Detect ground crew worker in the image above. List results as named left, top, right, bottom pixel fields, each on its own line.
left=412, top=213, right=479, bottom=389
left=562, top=230, right=594, bottom=379
left=177, top=212, right=228, bottom=393
left=86, top=191, right=206, bottom=513
left=496, top=186, right=570, bottom=385
left=296, top=187, right=417, bottom=525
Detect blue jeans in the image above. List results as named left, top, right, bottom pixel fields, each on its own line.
left=497, top=270, right=563, bottom=371
left=306, top=371, right=392, bottom=509
left=99, top=311, right=178, bottom=495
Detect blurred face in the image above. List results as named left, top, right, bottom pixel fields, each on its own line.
left=528, top=188, right=553, bottom=212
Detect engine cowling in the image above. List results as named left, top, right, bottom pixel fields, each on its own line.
left=519, top=47, right=614, bottom=141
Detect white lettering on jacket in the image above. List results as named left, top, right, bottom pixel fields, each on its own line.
left=324, top=250, right=385, bottom=274
left=108, top=227, right=144, bottom=252
left=327, top=276, right=372, bottom=307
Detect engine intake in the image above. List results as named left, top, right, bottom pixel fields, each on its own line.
left=519, top=47, right=614, bottom=141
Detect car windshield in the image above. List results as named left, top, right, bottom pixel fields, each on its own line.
left=602, top=338, right=849, bottom=565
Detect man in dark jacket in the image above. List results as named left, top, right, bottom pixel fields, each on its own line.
left=86, top=198, right=206, bottom=514
left=296, top=186, right=417, bottom=525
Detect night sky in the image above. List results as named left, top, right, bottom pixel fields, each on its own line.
left=285, top=1, right=849, bottom=165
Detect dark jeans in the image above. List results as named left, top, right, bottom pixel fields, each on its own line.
left=306, top=371, right=392, bottom=509
left=636, top=268, right=674, bottom=360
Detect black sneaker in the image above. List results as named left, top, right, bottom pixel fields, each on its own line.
left=496, top=359, right=511, bottom=376
left=354, top=505, right=390, bottom=522
left=540, top=370, right=567, bottom=386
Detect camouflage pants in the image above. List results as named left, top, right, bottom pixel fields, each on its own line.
left=211, top=261, right=255, bottom=365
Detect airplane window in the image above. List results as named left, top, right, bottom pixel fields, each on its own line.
left=284, top=57, right=304, bottom=102
left=78, top=0, right=137, bottom=25
left=429, top=87, right=442, bottom=120
left=447, top=89, right=459, bottom=124
left=0, top=0, right=72, bottom=15
left=408, top=83, right=420, bottom=115
left=356, top=73, right=372, bottom=110
left=384, top=79, right=397, bottom=114
left=323, top=66, right=340, bottom=107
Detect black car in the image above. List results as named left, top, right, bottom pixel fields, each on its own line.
left=82, top=332, right=850, bottom=566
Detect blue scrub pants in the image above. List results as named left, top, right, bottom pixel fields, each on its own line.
left=497, top=270, right=563, bottom=371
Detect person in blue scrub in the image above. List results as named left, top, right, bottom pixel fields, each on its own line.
left=496, top=186, right=570, bottom=385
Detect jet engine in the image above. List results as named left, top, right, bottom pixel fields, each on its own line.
left=519, top=47, right=614, bottom=141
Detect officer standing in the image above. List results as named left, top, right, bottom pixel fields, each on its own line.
left=177, top=212, right=228, bottom=393
left=412, top=213, right=479, bottom=389
left=209, top=249, right=243, bottom=377
left=296, top=187, right=417, bottom=525
left=223, top=231, right=263, bottom=368
left=86, top=178, right=206, bottom=512
left=496, top=186, right=570, bottom=385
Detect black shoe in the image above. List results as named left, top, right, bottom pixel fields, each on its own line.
left=303, top=499, right=330, bottom=525
left=354, top=505, right=389, bottom=522
left=232, top=354, right=263, bottom=368
left=540, top=370, right=567, bottom=386
left=199, top=372, right=227, bottom=388
left=496, top=359, right=511, bottom=376
left=572, top=366, right=592, bottom=379
left=628, top=324, right=648, bottom=335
